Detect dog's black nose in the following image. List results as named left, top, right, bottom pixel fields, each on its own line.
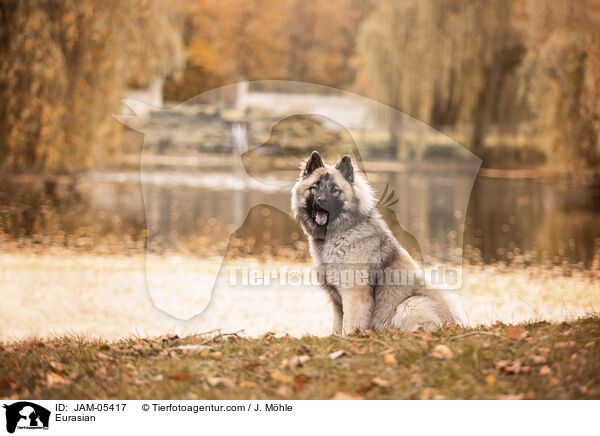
left=316, top=196, right=327, bottom=207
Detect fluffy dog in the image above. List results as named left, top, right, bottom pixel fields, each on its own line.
left=291, top=151, right=458, bottom=333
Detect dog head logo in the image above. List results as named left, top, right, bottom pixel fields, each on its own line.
left=115, top=80, right=481, bottom=320
left=3, top=402, right=50, bottom=433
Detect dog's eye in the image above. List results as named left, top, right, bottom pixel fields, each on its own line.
left=310, top=185, right=317, bottom=191
left=332, top=187, right=341, bottom=195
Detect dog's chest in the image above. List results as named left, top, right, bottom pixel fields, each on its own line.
left=313, top=232, right=379, bottom=265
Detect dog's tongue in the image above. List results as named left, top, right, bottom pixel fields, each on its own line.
left=315, top=211, right=328, bottom=226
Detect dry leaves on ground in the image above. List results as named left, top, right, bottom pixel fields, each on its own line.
left=430, top=344, right=453, bottom=359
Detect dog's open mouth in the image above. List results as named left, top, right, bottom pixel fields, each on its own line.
left=312, top=208, right=329, bottom=226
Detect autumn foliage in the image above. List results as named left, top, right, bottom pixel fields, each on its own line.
left=165, top=0, right=373, bottom=100
left=0, top=0, right=183, bottom=172
left=354, top=0, right=600, bottom=167
left=2, top=0, right=600, bottom=171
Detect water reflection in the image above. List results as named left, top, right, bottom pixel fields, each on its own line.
left=0, top=170, right=598, bottom=267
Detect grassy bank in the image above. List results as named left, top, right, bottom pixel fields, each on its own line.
left=1, top=317, right=599, bottom=400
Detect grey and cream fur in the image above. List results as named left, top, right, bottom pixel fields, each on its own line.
left=291, top=151, right=458, bottom=333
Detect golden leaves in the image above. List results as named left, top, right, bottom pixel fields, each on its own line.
left=280, top=355, right=310, bottom=370
left=555, top=341, right=577, bottom=349
left=328, top=350, right=347, bottom=360
left=508, top=327, right=528, bottom=340
left=494, top=359, right=531, bottom=374
left=0, top=375, right=19, bottom=391
left=429, top=344, right=453, bottom=359
left=168, top=373, right=190, bottom=381
left=270, top=371, right=290, bottom=383
left=331, top=392, right=363, bottom=400
left=0, top=0, right=183, bottom=172
left=46, top=371, right=66, bottom=385
left=383, top=353, right=397, bottom=366
left=292, top=374, right=310, bottom=393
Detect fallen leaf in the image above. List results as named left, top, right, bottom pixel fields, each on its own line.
left=539, top=365, right=552, bottom=376
left=296, top=344, right=311, bottom=354
left=585, top=341, right=595, bottom=348
left=168, top=373, right=190, bottom=381
left=417, top=341, right=429, bottom=350
left=285, top=355, right=310, bottom=370
left=206, top=377, right=234, bottom=388
left=239, top=381, right=258, bottom=389
left=410, top=372, right=423, bottom=389
left=486, top=374, right=496, bottom=386
left=383, top=353, right=397, bottom=366
left=430, top=344, right=453, bottom=359
left=49, top=361, right=64, bottom=372
left=292, top=374, right=310, bottom=393
left=508, top=326, right=528, bottom=340
left=331, top=392, right=363, bottom=400
left=494, top=360, right=510, bottom=370
left=94, top=366, right=107, bottom=378
left=530, top=354, right=547, bottom=364
left=270, top=371, right=290, bottom=383
left=0, top=375, right=18, bottom=390
left=555, top=341, right=576, bottom=349
left=494, top=359, right=529, bottom=374
left=328, top=350, right=346, bottom=360
left=46, top=372, right=65, bottom=385
left=276, top=385, right=289, bottom=396
left=370, top=377, right=391, bottom=388
left=499, top=393, right=526, bottom=400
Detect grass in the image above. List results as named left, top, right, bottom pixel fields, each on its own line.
left=1, top=317, right=599, bottom=400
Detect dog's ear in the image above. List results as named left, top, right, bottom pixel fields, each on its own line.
left=335, top=155, right=354, bottom=183
left=302, top=151, right=324, bottom=178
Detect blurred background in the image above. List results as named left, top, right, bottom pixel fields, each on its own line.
left=0, top=0, right=599, bottom=338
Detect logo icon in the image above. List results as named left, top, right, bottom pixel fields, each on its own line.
left=3, top=402, right=50, bottom=434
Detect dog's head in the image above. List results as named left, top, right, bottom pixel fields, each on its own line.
left=291, top=151, right=375, bottom=239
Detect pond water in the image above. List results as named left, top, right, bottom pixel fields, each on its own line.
left=1, top=166, right=599, bottom=267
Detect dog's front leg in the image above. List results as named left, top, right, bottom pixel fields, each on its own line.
left=340, top=286, right=373, bottom=334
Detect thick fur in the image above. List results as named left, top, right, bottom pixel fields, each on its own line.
left=291, top=151, right=457, bottom=333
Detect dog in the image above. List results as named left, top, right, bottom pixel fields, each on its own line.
left=291, top=151, right=458, bottom=333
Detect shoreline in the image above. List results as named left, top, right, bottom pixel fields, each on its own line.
left=0, top=154, right=599, bottom=184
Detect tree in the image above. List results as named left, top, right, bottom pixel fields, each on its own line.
left=0, top=0, right=183, bottom=172
left=166, top=0, right=373, bottom=100
left=519, top=0, right=600, bottom=168
left=354, top=0, right=526, bottom=158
